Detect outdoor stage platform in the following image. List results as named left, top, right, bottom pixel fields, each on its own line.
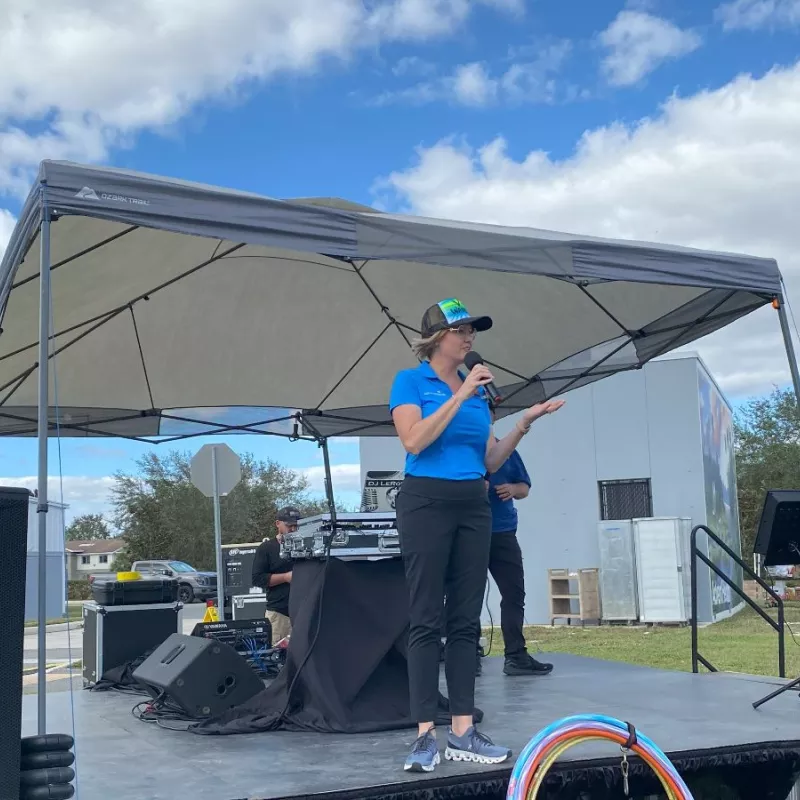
left=23, top=653, right=800, bottom=800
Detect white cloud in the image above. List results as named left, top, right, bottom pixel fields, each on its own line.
left=0, top=0, right=516, bottom=198
left=453, top=63, right=498, bottom=106
left=379, top=61, right=800, bottom=399
left=374, top=41, right=572, bottom=107
left=0, top=475, right=115, bottom=522
left=392, top=56, right=437, bottom=77
left=716, top=0, right=800, bottom=29
left=599, top=10, right=702, bottom=86
left=366, top=0, right=513, bottom=39
left=300, top=463, right=362, bottom=495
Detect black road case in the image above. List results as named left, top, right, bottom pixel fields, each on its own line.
left=230, top=593, right=267, bottom=621
left=82, top=601, right=183, bottom=686
left=89, top=576, right=178, bottom=606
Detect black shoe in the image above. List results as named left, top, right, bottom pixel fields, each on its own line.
left=503, top=653, right=553, bottom=676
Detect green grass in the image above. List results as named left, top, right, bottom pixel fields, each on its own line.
left=484, top=601, right=800, bottom=677
left=24, top=605, right=83, bottom=627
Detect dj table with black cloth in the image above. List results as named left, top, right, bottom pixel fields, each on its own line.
left=192, top=557, right=481, bottom=735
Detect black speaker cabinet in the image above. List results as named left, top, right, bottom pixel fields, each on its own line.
left=132, top=633, right=264, bottom=718
left=753, top=490, right=800, bottom=567
left=0, top=487, right=32, bottom=800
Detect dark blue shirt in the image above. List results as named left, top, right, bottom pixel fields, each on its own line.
left=488, top=449, right=531, bottom=533
left=389, top=361, right=491, bottom=481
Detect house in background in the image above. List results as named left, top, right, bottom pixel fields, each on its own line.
left=66, top=539, right=125, bottom=580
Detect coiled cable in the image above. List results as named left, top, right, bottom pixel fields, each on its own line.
left=507, top=714, right=694, bottom=800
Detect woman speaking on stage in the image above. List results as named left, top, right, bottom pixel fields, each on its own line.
left=390, top=297, right=564, bottom=773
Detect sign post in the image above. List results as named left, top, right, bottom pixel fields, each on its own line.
left=190, top=443, right=242, bottom=620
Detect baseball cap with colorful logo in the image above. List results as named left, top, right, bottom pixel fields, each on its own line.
left=421, top=298, right=493, bottom=338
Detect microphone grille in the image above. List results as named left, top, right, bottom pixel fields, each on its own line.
left=464, top=351, right=483, bottom=369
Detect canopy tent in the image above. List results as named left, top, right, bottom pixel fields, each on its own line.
left=0, top=160, right=795, bottom=443
left=1, top=160, right=798, bottom=737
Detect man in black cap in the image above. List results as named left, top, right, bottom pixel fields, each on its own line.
left=251, top=506, right=302, bottom=643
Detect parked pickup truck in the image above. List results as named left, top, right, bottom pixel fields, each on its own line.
left=130, top=560, right=217, bottom=604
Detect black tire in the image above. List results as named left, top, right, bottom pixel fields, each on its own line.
left=22, top=785, right=75, bottom=800
left=21, top=751, right=75, bottom=770
left=20, top=767, right=75, bottom=787
left=20, top=735, right=74, bottom=754
left=178, top=583, right=194, bottom=603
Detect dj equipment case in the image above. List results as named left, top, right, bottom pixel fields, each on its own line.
left=231, top=593, right=267, bottom=620
left=90, top=576, right=178, bottom=606
left=191, top=618, right=283, bottom=676
left=82, top=601, right=183, bottom=686
left=280, top=512, right=400, bottom=561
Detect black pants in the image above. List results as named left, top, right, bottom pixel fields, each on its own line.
left=477, top=531, right=527, bottom=658
left=396, top=476, right=491, bottom=723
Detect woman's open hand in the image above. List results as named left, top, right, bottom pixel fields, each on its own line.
left=521, top=398, right=565, bottom=426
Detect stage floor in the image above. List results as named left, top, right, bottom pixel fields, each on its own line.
left=23, top=653, right=800, bottom=800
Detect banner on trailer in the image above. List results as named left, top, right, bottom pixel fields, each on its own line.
left=698, top=365, right=744, bottom=621
left=360, top=471, right=404, bottom=512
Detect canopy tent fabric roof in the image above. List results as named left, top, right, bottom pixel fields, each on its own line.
left=0, top=159, right=784, bottom=440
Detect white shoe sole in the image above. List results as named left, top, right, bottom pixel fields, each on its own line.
left=444, top=747, right=511, bottom=764
left=404, top=752, right=440, bottom=772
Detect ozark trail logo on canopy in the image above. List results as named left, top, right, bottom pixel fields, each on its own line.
left=75, top=186, right=99, bottom=200
left=73, top=186, right=149, bottom=206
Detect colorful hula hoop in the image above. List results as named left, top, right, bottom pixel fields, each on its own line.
left=506, top=714, right=694, bottom=800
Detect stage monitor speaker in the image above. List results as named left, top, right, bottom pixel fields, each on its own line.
left=132, top=633, right=264, bottom=719
left=0, top=487, right=32, bottom=800
left=753, top=489, right=800, bottom=567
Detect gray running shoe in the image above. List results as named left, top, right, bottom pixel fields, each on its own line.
left=444, top=726, right=512, bottom=765
left=404, top=730, right=440, bottom=772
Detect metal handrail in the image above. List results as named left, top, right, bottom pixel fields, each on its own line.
left=690, top=524, right=785, bottom=678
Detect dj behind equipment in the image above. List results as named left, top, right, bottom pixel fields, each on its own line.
left=251, top=507, right=302, bottom=641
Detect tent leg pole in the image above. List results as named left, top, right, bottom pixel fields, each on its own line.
left=320, top=438, right=337, bottom=531
left=36, top=206, right=52, bottom=735
left=776, top=297, right=800, bottom=402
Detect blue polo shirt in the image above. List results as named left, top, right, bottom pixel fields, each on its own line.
left=488, top=449, right=531, bottom=533
left=389, top=361, right=491, bottom=481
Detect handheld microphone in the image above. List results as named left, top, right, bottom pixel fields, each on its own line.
left=463, top=351, right=502, bottom=404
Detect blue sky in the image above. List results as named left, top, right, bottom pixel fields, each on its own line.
left=1, top=0, right=799, bottom=523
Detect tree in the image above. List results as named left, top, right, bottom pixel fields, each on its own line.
left=734, top=387, right=800, bottom=562
left=66, top=513, right=111, bottom=541
left=110, top=450, right=327, bottom=570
